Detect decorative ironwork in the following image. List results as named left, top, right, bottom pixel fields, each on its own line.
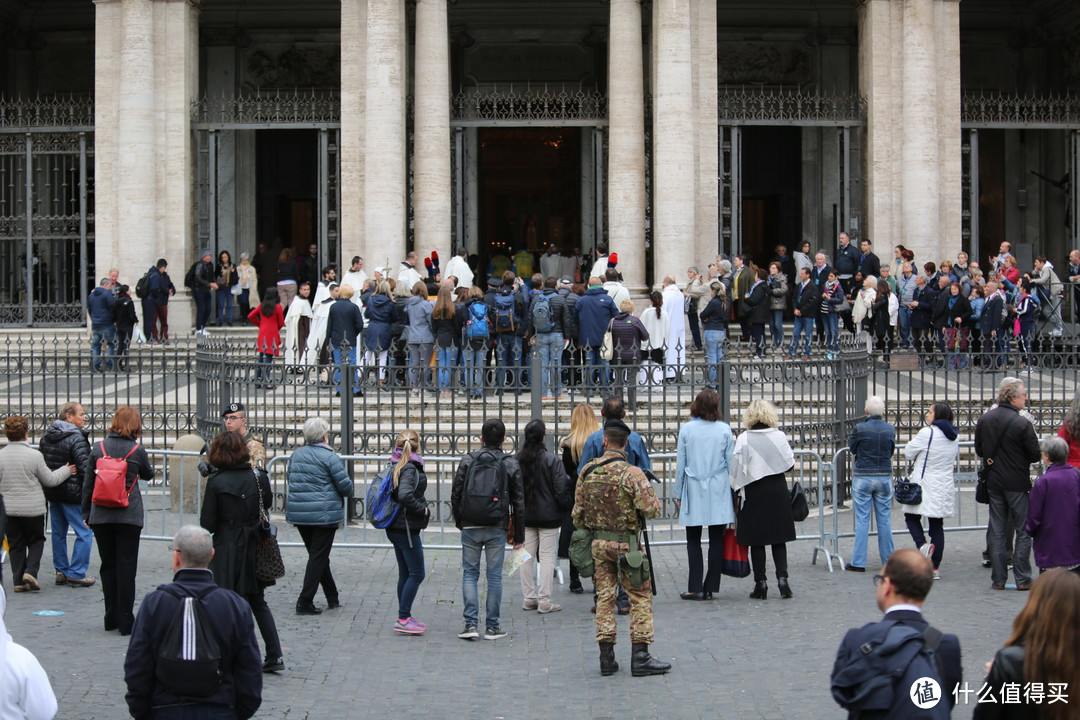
left=451, top=84, right=607, bottom=125
left=962, top=92, right=1080, bottom=128
left=0, top=96, right=94, bottom=131
left=192, top=90, right=340, bottom=128
left=717, top=87, right=865, bottom=126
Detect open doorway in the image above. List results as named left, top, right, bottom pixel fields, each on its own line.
left=256, top=130, right=318, bottom=257
left=741, top=126, right=802, bottom=268
left=477, top=127, right=581, bottom=278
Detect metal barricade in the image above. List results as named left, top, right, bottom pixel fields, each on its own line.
left=140, top=449, right=206, bottom=541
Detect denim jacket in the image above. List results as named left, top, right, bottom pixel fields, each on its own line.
left=848, top=416, right=896, bottom=475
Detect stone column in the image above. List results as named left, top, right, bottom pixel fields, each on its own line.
left=607, top=0, right=647, bottom=293
left=692, top=0, right=718, bottom=268
left=651, top=0, right=695, bottom=287
left=860, top=0, right=961, bottom=264
left=340, top=0, right=366, bottom=267
left=364, top=0, right=407, bottom=269
left=92, top=0, right=123, bottom=265
left=413, top=0, right=452, bottom=262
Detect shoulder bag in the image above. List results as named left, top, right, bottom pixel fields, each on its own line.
left=253, top=469, right=285, bottom=584
left=600, top=319, right=615, bottom=360
left=894, top=429, right=933, bottom=506
left=790, top=480, right=810, bottom=522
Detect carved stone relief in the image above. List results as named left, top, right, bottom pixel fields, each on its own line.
left=244, top=44, right=341, bottom=90
left=716, top=42, right=811, bottom=86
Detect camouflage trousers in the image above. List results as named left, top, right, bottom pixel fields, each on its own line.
left=592, top=539, right=654, bottom=645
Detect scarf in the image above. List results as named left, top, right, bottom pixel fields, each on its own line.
left=390, top=448, right=424, bottom=466
left=729, top=428, right=795, bottom=491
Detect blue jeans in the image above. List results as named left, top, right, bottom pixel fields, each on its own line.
left=386, top=530, right=425, bottom=620
left=770, top=309, right=784, bottom=347
left=703, top=329, right=726, bottom=386
left=461, top=526, right=505, bottom=628
left=584, top=346, right=610, bottom=395
left=90, top=326, right=116, bottom=370
left=495, top=334, right=521, bottom=389
left=215, top=288, right=233, bottom=325
left=897, top=306, right=912, bottom=347
left=851, top=475, right=895, bottom=569
left=256, top=352, right=274, bottom=384
left=464, top=346, right=486, bottom=395
left=194, top=290, right=211, bottom=331
left=824, top=313, right=840, bottom=353
left=534, top=331, right=562, bottom=397
left=50, top=502, right=93, bottom=579
left=436, top=345, right=456, bottom=389
left=789, top=317, right=814, bottom=356
left=332, top=346, right=359, bottom=394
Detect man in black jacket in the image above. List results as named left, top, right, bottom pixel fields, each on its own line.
left=190, top=248, right=217, bottom=334
left=787, top=267, right=820, bottom=359
left=124, top=525, right=262, bottom=720
left=451, top=419, right=525, bottom=641
left=854, top=239, right=881, bottom=285
left=39, top=401, right=95, bottom=587
left=980, top=282, right=1007, bottom=369
left=974, top=378, right=1041, bottom=591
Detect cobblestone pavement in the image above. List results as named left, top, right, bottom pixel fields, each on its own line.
left=15, top=527, right=1030, bottom=720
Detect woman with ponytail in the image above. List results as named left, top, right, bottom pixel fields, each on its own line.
left=385, top=429, right=430, bottom=634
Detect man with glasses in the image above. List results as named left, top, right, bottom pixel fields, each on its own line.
left=831, top=549, right=962, bottom=718
left=202, top=403, right=266, bottom=478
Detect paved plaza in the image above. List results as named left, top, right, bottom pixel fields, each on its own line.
left=15, top=522, right=1031, bottom=720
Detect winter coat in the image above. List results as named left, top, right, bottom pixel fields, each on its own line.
left=192, top=259, right=215, bottom=293
left=834, top=242, right=859, bottom=275
left=112, top=295, right=138, bottom=329
left=608, top=311, right=649, bottom=362
left=285, top=443, right=353, bottom=526
left=699, top=295, right=728, bottom=331
left=432, top=310, right=463, bottom=348
left=325, top=298, right=365, bottom=350
left=88, top=286, right=115, bottom=328
left=871, top=292, right=895, bottom=337
left=82, top=433, right=154, bottom=526
left=558, top=288, right=579, bottom=340
left=742, top=281, right=770, bottom=324
left=674, top=418, right=735, bottom=527
left=147, top=269, right=174, bottom=307
left=530, top=289, right=568, bottom=335
left=38, top=420, right=91, bottom=505
left=686, top=277, right=709, bottom=313
left=575, top=286, right=618, bottom=348
left=0, top=442, right=71, bottom=517
left=792, top=279, right=820, bottom=319
left=389, top=461, right=430, bottom=533
left=768, top=273, right=789, bottom=311
left=521, top=450, right=573, bottom=528
left=247, top=304, right=285, bottom=355
left=900, top=422, right=960, bottom=519
left=451, top=448, right=525, bottom=543
left=856, top=252, right=881, bottom=280
left=404, top=295, right=434, bottom=344
left=200, top=464, right=272, bottom=596
left=909, top=284, right=937, bottom=330
left=974, top=404, right=1041, bottom=493
left=1026, top=463, right=1080, bottom=569
left=364, top=294, right=399, bottom=352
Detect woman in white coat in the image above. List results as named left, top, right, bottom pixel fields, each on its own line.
left=674, top=388, right=734, bottom=600
left=900, top=401, right=960, bottom=578
left=638, top=291, right=670, bottom=386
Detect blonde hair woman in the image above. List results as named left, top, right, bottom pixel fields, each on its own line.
left=558, top=404, right=600, bottom=593
left=384, top=429, right=430, bottom=634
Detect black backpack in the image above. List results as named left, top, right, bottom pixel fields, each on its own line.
left=458, top=449, right=509, bottom=525
left=135, top=267, right=154, bottom=299
left=184, top=263, right=198, bottom=290
left=155, top=584, right=224, bottom=698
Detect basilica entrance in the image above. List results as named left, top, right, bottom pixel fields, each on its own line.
left=740, top=126, right=802, bottom=267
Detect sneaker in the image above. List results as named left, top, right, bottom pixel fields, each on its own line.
left=932, top=570, right=940, bottom=580
left=537, top=602, right=562, bottom=614
left=483, top=625, right=508, bottom=640
left=522, top=599, right=539, bottom=611
left=394, top=617, right=427, bottom=635
left=920, top=543, right=935, bottom=560
left=65, top=576, right=97, bottom=587
left=262, top=657, right=285, bottom=673
left=458, top=624, right=479, bottom=640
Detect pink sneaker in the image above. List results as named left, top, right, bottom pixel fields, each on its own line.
left=394, top=617, right=426, bottom=635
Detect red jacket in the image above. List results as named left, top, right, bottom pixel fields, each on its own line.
left=248, top=305, right=285, bottom=355
left=1057, top=425, right=1080, bottom=469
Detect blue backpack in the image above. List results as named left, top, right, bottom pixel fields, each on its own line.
left=465, top=302, right=490, bottom=339
left=365, top=464, right=401, bottom=529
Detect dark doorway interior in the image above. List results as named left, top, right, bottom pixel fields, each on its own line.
left=256, top=130, right=318, bottom=256
left=478, top=127, right=581, bottom=276
left=977, top=129, right=1006, bottom=264
left=741, top=126, right=802, bottom=268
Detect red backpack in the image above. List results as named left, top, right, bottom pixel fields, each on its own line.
left=91, top=441, right=138, bottom=508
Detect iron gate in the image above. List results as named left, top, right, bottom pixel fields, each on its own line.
left=0, top=97, right=95, bottom=326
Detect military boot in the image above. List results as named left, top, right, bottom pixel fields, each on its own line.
left=599, top=642, right=619, bottom=676
left=631, top=643, right=671, bottom=677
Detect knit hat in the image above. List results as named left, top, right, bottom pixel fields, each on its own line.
left=200, top=248, right=212, bottom=258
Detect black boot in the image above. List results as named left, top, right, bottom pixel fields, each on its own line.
left=631, top=643, right=672, bottom=677
left=777, top=577, right=793, bottom=599
left=569, top=564, right=583, bottom=594
left=599, top=642, right=619, bottom=676
left=749, top=580, right=768, bottom=600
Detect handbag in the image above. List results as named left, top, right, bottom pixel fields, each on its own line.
left=719, top=528, right=750, bottom=578
left=253, top=469, right=285, bottom=584
left=895, top=428, right=933, bottom=506
left=790, top=480, right=809, bottom=522
left=600, top=319, right=615, bottom=361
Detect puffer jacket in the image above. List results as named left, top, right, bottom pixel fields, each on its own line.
left=285, top=443, right=353, bottom=526
left=82, top=433, right=154, bottom=526
left=608, top=311, right=649, bottom=362
left=520, top=450, right=573, bottom=528
left=768, top=273, right=789, bottom=311
left=0, top=442, right=71, bottom=517
left=389, top=460, right=430, bottom=533
left=39, top=420, right=91, bottom=505
left=901, top=421, right=960, bottom=518
left=364, top=294, right=399, bottom=352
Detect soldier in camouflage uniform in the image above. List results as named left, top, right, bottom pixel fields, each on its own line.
left=572, top=419, right=671, bottom=677
left=202, top=403, right=266, bottom=477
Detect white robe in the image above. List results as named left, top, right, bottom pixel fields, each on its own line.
left=397, top=262, right=423, bottom=290
left=306, top=295, right=334, bottom=366
left=590, top=255, right=609, bottom=283
left=340, top=270, right=368, bottom=300
left=0, top=589, right=58, bottom=720
left=284, top=296, right=313, bottom=365
left=662, top=284, right=686, bottom=377
left=443, top=255, right=474, bottom=289
left=539, top=252, right=561, bottom=282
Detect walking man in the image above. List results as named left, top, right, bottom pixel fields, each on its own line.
left=847, top=396, right=896, bottom=572
left=573, top=419, right=670, bottom=677
left=88, top=277, right=116, bottom=371
left=452, top=419, right=525, bottom=641
left=144, top=259, right=175, bottom=345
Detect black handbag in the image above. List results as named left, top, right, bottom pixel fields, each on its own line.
left=790, top=480, right=809, bottom=522
left=253, top=469, right=285, bottom=584
left=895, top=429, right=932, bottom=506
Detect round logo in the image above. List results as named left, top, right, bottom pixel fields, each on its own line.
left=910, top=677, right=942, bottom=709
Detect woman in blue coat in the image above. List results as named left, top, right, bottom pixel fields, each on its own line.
left=674, top=388, right=734, bottom=600
left=364, top=281, right=400, bottom=385
left=285, top=417, right=353, bottom=615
